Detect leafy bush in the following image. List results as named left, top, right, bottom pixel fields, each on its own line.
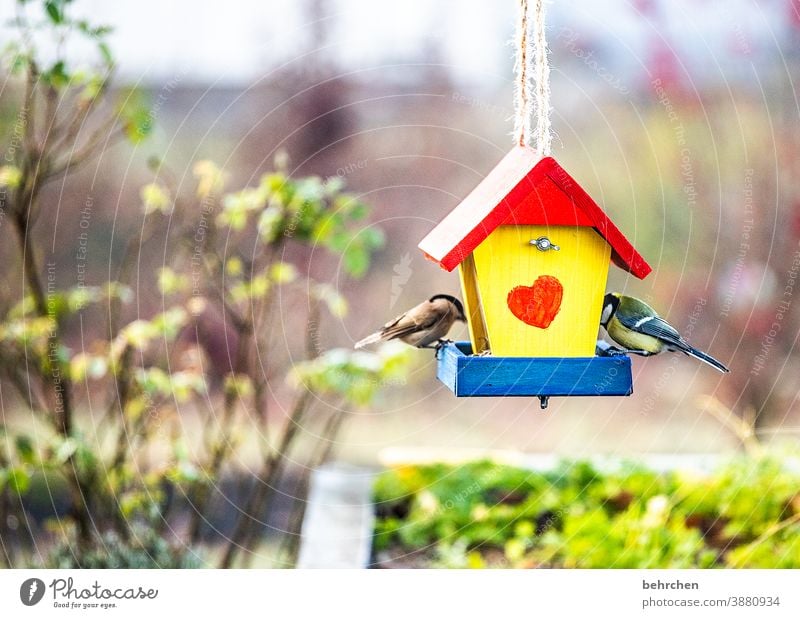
left=373, top=457, right=800, bottom=568
left=0, top=0, right=408, bottom=568
left=46, top=525, right=201, bottom=569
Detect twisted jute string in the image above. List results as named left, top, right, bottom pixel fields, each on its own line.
left=513, top=0, right=552, bottom=155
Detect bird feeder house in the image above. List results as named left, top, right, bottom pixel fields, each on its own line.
left=418, top=147, right=652, bottom=404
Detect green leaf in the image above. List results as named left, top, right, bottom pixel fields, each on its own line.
left=116, top=88, right=152, bottom=144
left=44, top=60, right=69, bottom=88
left=98, top=41, right=113, bottom=66
left=45, top=1, right=64, bottom=24
left=150, top=307, right=188, bottom=340
left=75, top=443, right=98, bottom=473
left=0, top=165, right=22, bottom=188
left=168, top=461, right=201, bottom=485
left=14, top=435, right=35, bottom=464
left=54, top=437, right=79, bottom=464
left=223, top=373, right=252, bottom=398
left=171, top=371, right=207, bottom=401
left=7, top=467, right=30, bottom=495
left=258, top=206, right=284, bottom=243
left=193, top=160, right=226, bottom=198
left=360, top=227, right=386, bottom=249
left=343, top=245, right=369, bottom=278
left=216, top=207, right=248, bottom=231
left=120, top=320, right=158, bottom=350
left=66, top=285, right=102, bottom=312
left=270, top=262, right=297, bottom=284
left=313, top=284, right=348, bottom=318
left=3, top=41, right=27, bottom=74
left=104, top=282, right=134, bottom=304
left=157, top=267, right=188, bottom=295
left=70, top=353, right=108, bottom=381
left=135, top=367, right=171, bottom=397
left=348, top=202, right=368, bottom=221
left=9, top=51, right=29, bottom=74
left=140, top=183, right=171, bottom=215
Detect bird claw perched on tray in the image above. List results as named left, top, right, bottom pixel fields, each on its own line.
left=595, top=340, right=624, bottom=357
left=596, top=340, right=651, bottom=358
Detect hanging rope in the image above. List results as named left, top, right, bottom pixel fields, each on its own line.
left=513, top=0, right=532, bottom=148
left=513, top=0, right=552, bottom=155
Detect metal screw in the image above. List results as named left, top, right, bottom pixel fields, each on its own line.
left=530, top=236, right=560, bottom=252
left=539, top=396, right=549, bottom=410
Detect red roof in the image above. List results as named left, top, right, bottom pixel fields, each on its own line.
left=417, top=147, right=651, bottom=279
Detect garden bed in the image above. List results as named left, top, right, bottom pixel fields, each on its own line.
left=370, top=455, right=800, bottom=568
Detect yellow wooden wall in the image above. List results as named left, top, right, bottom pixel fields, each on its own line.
left=470, top=225, right=611, bottom=357
left=457, top=254, right=490, bottom=353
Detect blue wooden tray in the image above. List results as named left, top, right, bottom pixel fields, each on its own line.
left=436, top=341, right=633, bottom=398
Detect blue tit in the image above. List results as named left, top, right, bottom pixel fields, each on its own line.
left=354, top=294, right=466, bottom=349
left=600, top=293, right=729, bottom=373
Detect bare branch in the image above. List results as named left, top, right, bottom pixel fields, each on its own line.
left=45, top=118, right=125, bottom=181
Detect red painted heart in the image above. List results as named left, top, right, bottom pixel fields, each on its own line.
left=507, top=275, right=564, bottom=328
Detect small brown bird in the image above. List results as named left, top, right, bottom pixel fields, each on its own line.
left=354, top=294, right=466, bottom=349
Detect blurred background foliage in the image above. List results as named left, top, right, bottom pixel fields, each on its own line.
left=0, top=0, right=799, bottom=567
left=0, top=0, right=410, bottom=567
left=373, top=455, right=800, bottom=568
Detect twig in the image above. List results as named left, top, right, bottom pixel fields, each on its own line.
left=22, top=61, right=38, bottom=157
left=728, top=511, right=800, bottom=568
left=696, top=395, right=763, bottom=457
left=278, top=404, right=347, bottom=566
left=218, top=388, right=313, bottom=568
left=48, top=72, right=111, bottom=156
left=9, top=63, right=93, bottom=546
left=224, top=297, right=323, bottom=567
left=44, top=121, right=125, bottom=182
left=187, top=317, right=253, bottom=544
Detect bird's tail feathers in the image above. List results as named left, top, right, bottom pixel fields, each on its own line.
left=354, top=331, right=384, bottom=349
left=681, top=344, right=729, bottom=373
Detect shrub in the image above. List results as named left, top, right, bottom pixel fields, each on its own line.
left=0, top=0, right=408, bottom=568
left=373, top=457, right=800, bottom=568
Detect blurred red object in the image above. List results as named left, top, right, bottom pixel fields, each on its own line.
left=790, top=0, right=800, bottom=31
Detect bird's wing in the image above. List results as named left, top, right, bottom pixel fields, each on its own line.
left=617, top=314, right=684, bottom=345
left=382, top=311, right=407, bottom=330
left=380, top=301, right=443, bottom=340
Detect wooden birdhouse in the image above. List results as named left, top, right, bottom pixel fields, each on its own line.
left=418, top=147, right=652, bottom=402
